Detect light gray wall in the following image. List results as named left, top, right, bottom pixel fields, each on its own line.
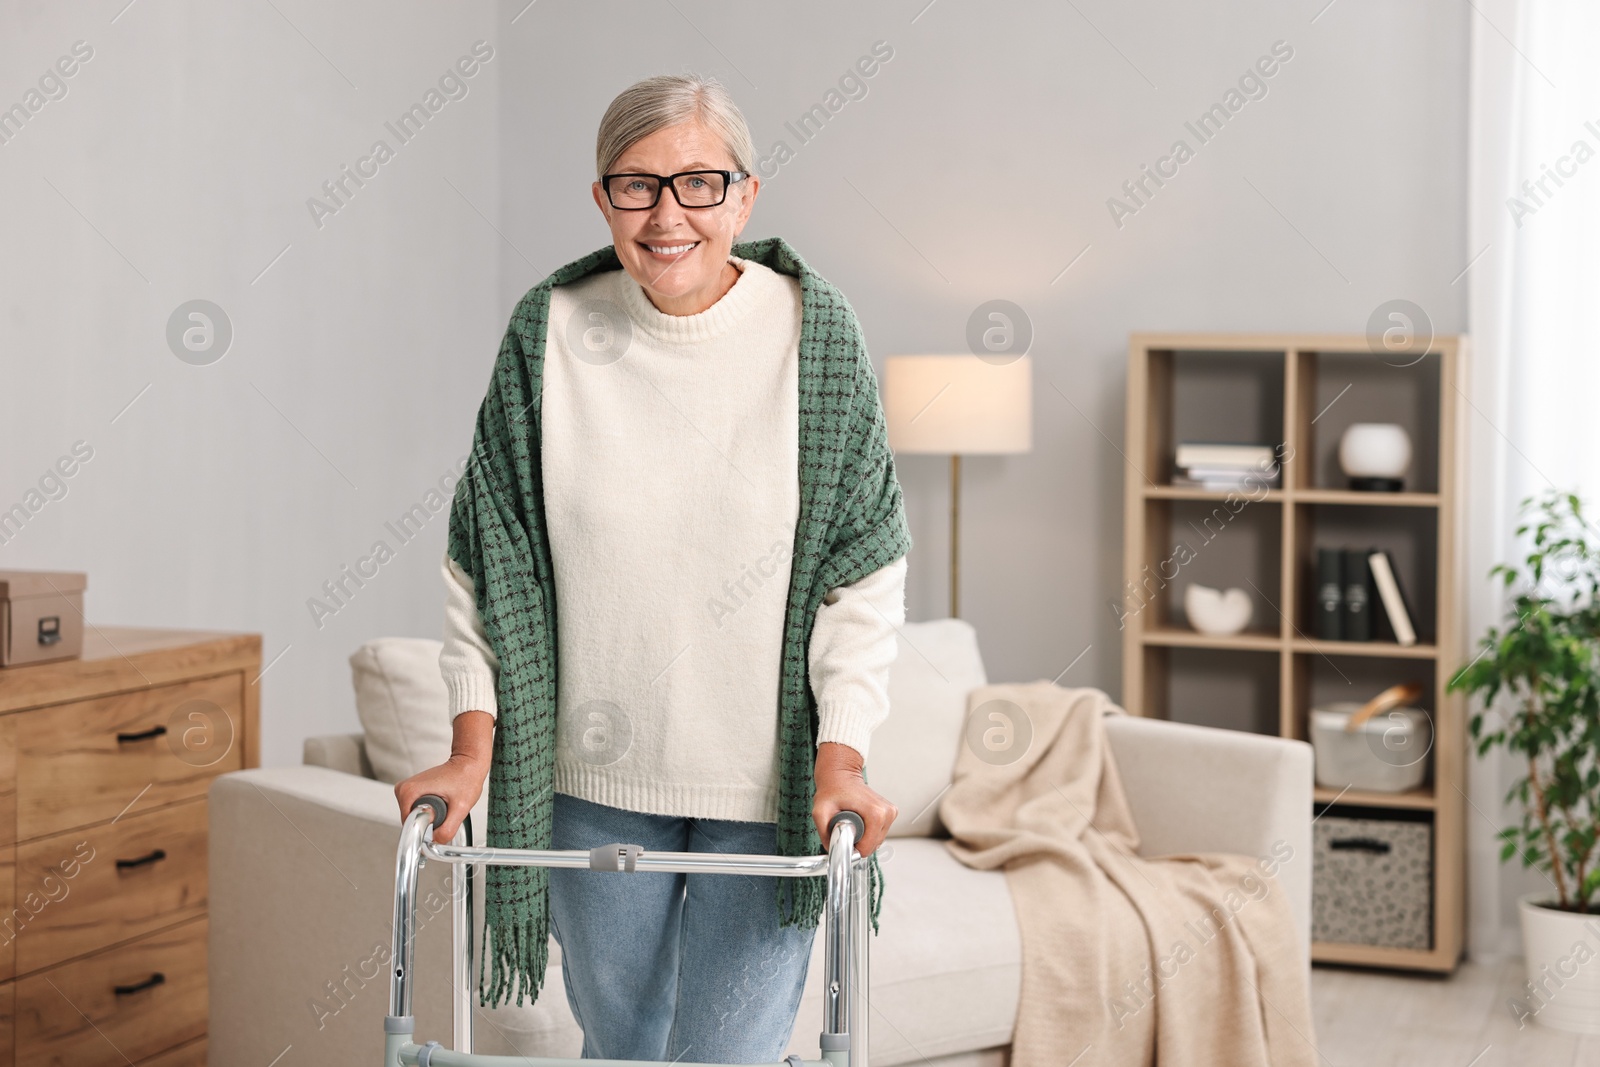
left=2, top=2, right=1468, bottom=767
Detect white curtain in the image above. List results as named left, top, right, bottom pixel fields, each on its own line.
left=1467, top=0, right=1600, bottom=957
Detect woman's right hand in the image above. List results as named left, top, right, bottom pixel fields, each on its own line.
left=394, top=710, right=495, bottom=844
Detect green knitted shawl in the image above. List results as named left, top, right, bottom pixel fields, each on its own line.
left=445, top=235, right=913, bottom=1009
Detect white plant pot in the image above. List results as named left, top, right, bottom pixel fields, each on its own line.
left=1517, top=892, right=1600, bottom=1034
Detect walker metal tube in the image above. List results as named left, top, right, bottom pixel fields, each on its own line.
left=822, top=817, right=856, bottom=1042
left=422, top=839, right=828, bottom=878
left=390, top=805, right=435, bottom=1021
left=851, top=855, right=871, bottom=1067
left=398, top=1049, right=831, bottom=1067
left=451, top=835, right=473, bottom=1055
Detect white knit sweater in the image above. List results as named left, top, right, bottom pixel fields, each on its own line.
left=440, top=255, right=907, bottom=823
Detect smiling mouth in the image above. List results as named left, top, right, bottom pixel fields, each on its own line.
left=639, top=240, right=699, bottom=257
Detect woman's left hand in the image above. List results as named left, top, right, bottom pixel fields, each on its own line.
left=812, top=741, right=897, bottom=856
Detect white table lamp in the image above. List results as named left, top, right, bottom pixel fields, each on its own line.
left=884, top=354, right=1033, bottom=618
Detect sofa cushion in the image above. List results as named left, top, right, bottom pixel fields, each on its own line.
left=786, top=837, right=1020, bottom=1063
left=349, top=637, right=453, bottom=784
left=870, top=619, right=988, bottom=837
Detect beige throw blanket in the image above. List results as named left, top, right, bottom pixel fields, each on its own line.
left=938, top=682, right=1317, bottom=1067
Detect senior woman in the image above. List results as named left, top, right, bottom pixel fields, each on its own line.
left=395, top=73, right=912, bottom=1062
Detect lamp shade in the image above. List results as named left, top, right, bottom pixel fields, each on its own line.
left=884, top=355, right=1033, bottom=455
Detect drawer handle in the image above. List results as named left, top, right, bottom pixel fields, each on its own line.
left=38, top=616, right=61, bottom=646
left=113, top=973, right=165, bottom=996
left=116, top=849, right=168, bottom=871
left=116, top=725, right=168, bottom=744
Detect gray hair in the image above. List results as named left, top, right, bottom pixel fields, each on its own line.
left=595, top=73, right=755, bottom=180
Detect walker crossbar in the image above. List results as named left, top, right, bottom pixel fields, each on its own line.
left=385, top=796, right=872, bottom=1067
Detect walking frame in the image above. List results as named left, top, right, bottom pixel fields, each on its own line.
left=385, top=795, right=874, bottom=1067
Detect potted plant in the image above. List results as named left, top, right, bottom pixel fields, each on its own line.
left=1450, top=488, right=1600, bottom=1034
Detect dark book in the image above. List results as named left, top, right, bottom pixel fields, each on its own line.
left=1342, top=547, right=1374, bottom=641
left=1315, top=548, right=1344, bottom=640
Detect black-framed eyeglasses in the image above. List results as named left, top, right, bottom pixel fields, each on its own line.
left=601, top=169, right=749, bottom=210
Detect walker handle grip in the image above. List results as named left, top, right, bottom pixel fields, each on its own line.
left=827, top=810, right=865, bottom=842
left=411, top=794, right=449, bottom=829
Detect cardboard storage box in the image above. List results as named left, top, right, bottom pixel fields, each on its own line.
left=0, top=569, right=87, bottom=667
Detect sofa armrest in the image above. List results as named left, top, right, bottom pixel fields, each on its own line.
left=1104, top=715, right=1313, bottom=962
left=303, top=732, right=376, bottom=779
left=208, top=766, right=575, bottom=1066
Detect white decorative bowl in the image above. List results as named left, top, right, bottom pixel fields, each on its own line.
left=1339, top=423, right=1412, bottom=480
left=1184, top=584, right=1252, bottom=635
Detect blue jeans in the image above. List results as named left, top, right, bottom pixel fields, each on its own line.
left=547, top=792, right=817, bottom=1062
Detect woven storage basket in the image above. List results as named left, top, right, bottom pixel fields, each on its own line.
left=1313, top=810, right=1433, bottom=949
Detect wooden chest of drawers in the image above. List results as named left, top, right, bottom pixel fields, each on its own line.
left=0, top=626, right=261, bottom=1067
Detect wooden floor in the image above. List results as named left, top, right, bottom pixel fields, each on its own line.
left=1312, top=957, right=1600, bottom=1065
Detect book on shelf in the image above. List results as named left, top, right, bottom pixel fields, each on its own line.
left=1173, top=474, right=1281, bottom=491
left=1175, top=442, right=1277, bottom=469
left=1341, top=547, right=1374, bottom=641
left=1310, top=545, right=1420, bottom=646
left=1172, top=442, right=1282, bottom=491
left=1369, top=549, right=1418, bottom=646
left=1180, top=462, right=1281, bottom=481
left=1315, top=548, right=1343, bottom=640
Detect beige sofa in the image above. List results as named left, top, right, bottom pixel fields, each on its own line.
left=208, top=619, right=1312, bottom=1066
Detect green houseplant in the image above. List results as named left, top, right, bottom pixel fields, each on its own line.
left=1449, top=488, right=1600, bottom=1033
left=1450, top=488, right=1600, bottom=910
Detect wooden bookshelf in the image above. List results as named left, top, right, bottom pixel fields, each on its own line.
left=1120, top=332, right=1467, bottom=973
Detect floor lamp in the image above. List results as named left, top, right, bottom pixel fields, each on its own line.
left=883, top=355, right=1033, bottom=619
